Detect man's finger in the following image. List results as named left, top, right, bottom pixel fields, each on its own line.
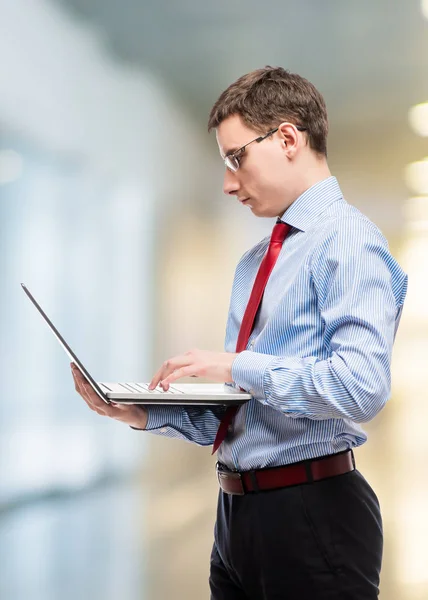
left=161, top=364, right=200, bottom=389
left=72, top=369, right=108, bottom=414
left=73, top=371, right=95, bottom=406
left=149, top=355, right=193, bottom=390
left=148, top=366, right=163, bottom=390
left=149, top=357, right=181, bottom=389
left=71, top=366, right=138, bottom=421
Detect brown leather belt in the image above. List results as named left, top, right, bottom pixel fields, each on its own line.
left=216, top=450, right=355, bottom=495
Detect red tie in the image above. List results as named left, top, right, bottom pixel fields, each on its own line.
left=212, top=220, right=291, bottom=454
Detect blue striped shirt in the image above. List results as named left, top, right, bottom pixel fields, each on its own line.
left=144, top=176, right=408, bottom=471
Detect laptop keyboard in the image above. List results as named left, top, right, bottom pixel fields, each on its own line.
left=118, top=382, right=184, bottom=394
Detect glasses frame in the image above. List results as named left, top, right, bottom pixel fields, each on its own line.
left=223, top=124, right=307, bottom=172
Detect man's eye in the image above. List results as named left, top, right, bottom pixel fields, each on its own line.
left=235, top=149, right=244, bottom=164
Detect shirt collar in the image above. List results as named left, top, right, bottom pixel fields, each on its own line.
left=278, top=176, right=344, bottom=232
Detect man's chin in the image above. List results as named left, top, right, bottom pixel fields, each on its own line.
left=247, top=202, right=260, bottom=213
left=248, top=204, right=275, bottom=218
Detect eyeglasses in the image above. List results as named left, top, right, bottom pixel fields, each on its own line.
left=223, top=124, right=307, bottom=172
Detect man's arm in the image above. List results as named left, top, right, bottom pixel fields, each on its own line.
left=137, top=404, right=227, bottom=446
left=71, top=363, right=227, bottom=445
left=231, top=218, right=408, bottom=423
left=140, top=349, right=236, bottom=444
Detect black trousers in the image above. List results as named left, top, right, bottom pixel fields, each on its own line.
left=209, top=469, right=383, bottom=600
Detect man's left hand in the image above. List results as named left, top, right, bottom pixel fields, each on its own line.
left=149, top=349, right=239, bottom=391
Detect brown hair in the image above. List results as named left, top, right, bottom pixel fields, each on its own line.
left=208, top=66, right=328, bottom=156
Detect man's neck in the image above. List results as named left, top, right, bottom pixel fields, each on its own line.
left=277, top=162, right=333, bottom=219
left=297, top=161, right=332, bottom=196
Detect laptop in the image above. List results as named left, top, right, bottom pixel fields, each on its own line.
left=21, top=284, right=251, bottom=406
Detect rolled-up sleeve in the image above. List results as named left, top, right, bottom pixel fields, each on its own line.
left=232, top=218, right=408, bottom=423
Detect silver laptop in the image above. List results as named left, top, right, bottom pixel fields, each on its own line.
left=21, top=284, right=251, bottom=406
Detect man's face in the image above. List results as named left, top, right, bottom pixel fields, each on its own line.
left=216, top=114, right=299, bottom=218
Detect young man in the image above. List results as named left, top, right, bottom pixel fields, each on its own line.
left=72, top=67, right=408, bottom=599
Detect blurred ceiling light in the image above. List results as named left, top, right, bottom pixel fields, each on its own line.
left=404, top=196, right=428, bottom=224
left=404, top=158, right=428, bottom=195
left=405, top=219, right=428, bottom=233
left=422, top=0, right=428, bottom=19
left=408, top=102, right=428, bottom=136
left=0, top=149, right=23, bottom=184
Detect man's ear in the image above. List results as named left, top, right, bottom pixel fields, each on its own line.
left=279, top=123, right=300, bottom=158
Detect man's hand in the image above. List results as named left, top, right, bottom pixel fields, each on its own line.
left=149, top=349, right=239, bottom=391
left=71, top=363, right=148, bottom=429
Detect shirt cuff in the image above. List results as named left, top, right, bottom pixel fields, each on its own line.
left=231, top=351, right=276, bottom=399
left=129, top=405, right=184, bottom=432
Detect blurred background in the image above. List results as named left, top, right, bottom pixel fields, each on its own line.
left=0, top=0, right=427, bottom=598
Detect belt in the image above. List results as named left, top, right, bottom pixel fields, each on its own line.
left=216, top=450, right=355, bottom=495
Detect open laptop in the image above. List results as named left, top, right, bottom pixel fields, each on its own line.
left=21, top=284, right=251, bottom=406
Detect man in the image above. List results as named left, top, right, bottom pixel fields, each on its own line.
left=72, top=67, right=408, bottom=599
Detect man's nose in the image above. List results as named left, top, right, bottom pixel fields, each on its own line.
left=223, top=168, right=240, bottom=196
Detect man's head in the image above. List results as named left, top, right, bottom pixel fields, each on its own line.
left=208, top=66, right=330, bottom=218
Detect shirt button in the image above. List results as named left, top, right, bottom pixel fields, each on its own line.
left=228, top=425, right=233, bottom=433
left=160, top=427, right=167, bottom=433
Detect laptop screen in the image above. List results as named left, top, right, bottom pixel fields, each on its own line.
left=21, top=284, right=109, bottom=404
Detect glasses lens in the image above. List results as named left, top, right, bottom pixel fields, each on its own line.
left=225, top=155, right=238, bottom=172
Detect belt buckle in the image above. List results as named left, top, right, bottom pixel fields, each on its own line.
left=216, top=464, right=245, bottom=496
left=350, top=449, right=356, bottom=470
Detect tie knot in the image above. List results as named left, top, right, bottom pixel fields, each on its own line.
left=270, top=221, right=290, bottom=244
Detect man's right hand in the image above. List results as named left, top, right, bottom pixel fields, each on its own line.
left=71, top=363, right=148, bottom=429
